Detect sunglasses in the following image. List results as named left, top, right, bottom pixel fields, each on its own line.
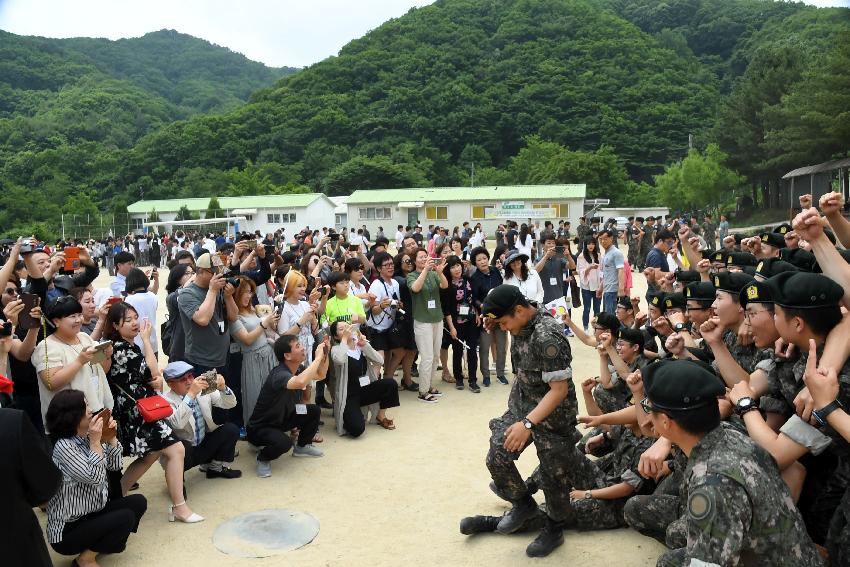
left=4, top=288, right=19, bottom=296
left=403, top=259, right=413, bottom=264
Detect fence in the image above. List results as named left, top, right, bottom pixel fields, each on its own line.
left=59, top=213, right=231, bottom=241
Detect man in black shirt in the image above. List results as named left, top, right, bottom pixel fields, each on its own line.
left=247, top=335, right=330, bottom=478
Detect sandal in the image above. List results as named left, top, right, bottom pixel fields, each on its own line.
left=312, top=433, right=324, bottom=443
left=401, top=381, right=419, bottom=392
left=376, top=417, right=396, bottom=430
left=442, top=372, right=455, bottom=383
left=428, top=389, right=443, bottom=397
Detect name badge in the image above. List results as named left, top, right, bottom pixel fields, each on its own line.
left=427, top=299, right=436, bottom=309
left=359, top=375, right=370, bottom=387
left=549, top=277, right=558, bottom=286
left=459, top=305, right=470, bottom=316
left=295, top=404, right=307, bottom=415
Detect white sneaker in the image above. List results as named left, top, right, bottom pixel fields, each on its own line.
left=256, top=459, right=272, bottom=478
left=292, top=444, right=324, bottom=458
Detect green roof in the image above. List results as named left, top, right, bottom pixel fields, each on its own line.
left=345, top=185, right=586, bottom=205
left=127, top=194, right=326, bottom=214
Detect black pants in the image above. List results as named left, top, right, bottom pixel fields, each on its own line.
left=182, top=422, right=240, bottom=470
left=247, top=404, right=321, bottom=462
left=451, top=322, right=479, bottom=385
left=190, top=361, right=237, bottom=426
left=51, top=494, right=147, bottom=556
left=343, top=378, right=400, bottom=437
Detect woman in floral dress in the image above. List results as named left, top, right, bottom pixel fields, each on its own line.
left=105, top=302, right=203, bottom=523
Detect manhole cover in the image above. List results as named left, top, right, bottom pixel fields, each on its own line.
left=213, top=508, right=320, bottom=558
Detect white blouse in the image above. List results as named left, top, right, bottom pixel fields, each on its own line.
left=503, top=269, right=545, bottom=304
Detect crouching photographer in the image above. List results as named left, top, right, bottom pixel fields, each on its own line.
left=162, top=361, right=241, bottom=479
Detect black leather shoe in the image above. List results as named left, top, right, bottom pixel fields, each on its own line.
left=526, top=517, right=564, bottom=557
left=496, top=496, right=538, bottom=534
left=206, top=467, right=242, bottom=479
left=460, top=515, right=500, bottom=535
left=318, top=399, right=333, bottom=410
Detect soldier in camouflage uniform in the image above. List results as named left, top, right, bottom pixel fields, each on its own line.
left=700, top=214, right=717, bottom=250
left=593, top=326, right=651, bottom=414
left=642, top=359, right=824, bottom=567
left=627, top=217, right=642, bottom=271
left=475, top=285, right=604, bottom=557
left=638, top=216, right=656, bottom=270
left=576, top=216, right=591, bottom=247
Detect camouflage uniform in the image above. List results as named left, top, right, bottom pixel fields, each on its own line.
left=486, top=309, right=603, bottom=525
left=627, top=223, right=642, bottom=270
left=576, top=222, right=591, bottom=245
left=658, top=426, right=824, bottom=567
left=707, top=329, right=773, bottom=377
left=701, top=220, right=717, bottom=249
left=624, top=446, right=689, bottom=547
left=639, top=222, right=656, bottom=270
left=592, top=354, right=650, bottom=414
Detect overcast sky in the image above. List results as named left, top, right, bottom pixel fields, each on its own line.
left=0, top=0, right=846, bottom=68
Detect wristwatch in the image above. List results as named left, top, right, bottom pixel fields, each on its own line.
left=584, top=490, right=593, bottom=500
left=673, top=322, right=692, bottom=334
left=734, top=396, right=758, bottom=416
left=522, top=417, right=535, bottom=430
left=812, top=399, right=844, bottom=427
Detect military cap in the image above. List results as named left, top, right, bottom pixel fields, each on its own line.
left=773, top=223, right=792, bottom=235
left=481, top=284, right=525, bottom=319
left=759, top=232, right=785, bottom=249
left=754, top=258, right=797, bottom=281
left=595, top=312, right=621, bottom=332
left=644, top=359, right=725, bottom=412
left=674, top=269, right=701, bottom=283
left=617, top=327, right=645, bottom=346
left=685, top=281, right=716, bottom=302
left=700, top=249, right=715, bottom=260
left=647, top=291, right=666, bottom=313
left=685, top=347, right=713, bottom=364
left=712, top=272, right=754, bottom=295
left=764, top=272, right=843, bottom=309
left=726, top=251, right=758, bottom=267
left=739, top=280, right=773, bottom=309
left=646, top=215, right=655, bottom=221
left=733, top=234, right=745, bottom=245
left=664, top=292, right=686, bottom=312
left=812, top=249, right=850, bottom=273
left=636, top=216, right=645, bottom=223
left=711, top=250, right=728, bottom=264
left=780, top=248, right=815, bottom=272
left=616, top=296, right=633, bottom=310
left=741, top=265, right=757, bottom=276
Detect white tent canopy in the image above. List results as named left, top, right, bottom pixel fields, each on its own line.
left=143, top=216, right=246, bottom=228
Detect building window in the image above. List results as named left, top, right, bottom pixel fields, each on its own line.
left=244, top=215, right=253, bottom=221
left=358, top=207, right=391, bottom=220
left=335, top=214, right=346, bottom=225
left=471, top=204, right=495, bottom=220
left=131, top=218, right=143, bottom=229
left=426, top=206, right=447, bottom=220
left=280, top=213, right=296, bottom=223
left=530, top=203, right=569, bottom=218
left=267, top=213, right=281, bottom=224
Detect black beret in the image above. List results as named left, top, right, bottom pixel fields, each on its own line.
left=685, top=281, right=716, bottom=302
left=617, top=296, right=633, bottom=310
left=711, top=250, right=728, bottom=264
left=759, top=232, right=785, bottom=249
left=700, top=249, right=715, bottom=260
left=726, top=251, right=758, bottom=267
left=685, top=347, right=714, bottom=364
left=646, top=216, right=655, bottom=221
left=674, top=270, right=701, bottom=283
left=773, top=223, right=793, bottom=235
left=664, top=292, right=686, bottom=311
left=636, top=216, right=645, bottom=223
left=618, top=327, right=645, bottom=346
left=595, top=312, right=621, bottom=332
left=739, top=280, right=774, bottom=308
left=481, top=285, right=525, bottom=319
left=647, top=291, right=666, bottom=313
left=764, top=272, right=843, bottom=309
left=780, top=248, right=816, bottom=272
left=644, top=359, right=725, bottom=412
left=754, top=258, right=798, bottom=281
left=712, top=272, right=754, bottom=294
left=734, top=234, right=745, bottom=245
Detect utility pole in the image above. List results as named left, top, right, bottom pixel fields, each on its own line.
left=688, top=134, right=693, bottom=150
left=470, top=163, right=475, bottom=188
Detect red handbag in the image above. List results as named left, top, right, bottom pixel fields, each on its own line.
left=114, top=383, right=173, bottom=423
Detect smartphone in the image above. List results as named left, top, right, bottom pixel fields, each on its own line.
left=264, top=244, right=275, bottom=257
left=329, top=234, right=340, bottom=242
left=348, top=243, right=359, bottom=252
left=89, top=340, right=113, bottom=364
left=244, top=239, right=257, bottom=249
left=555, top=246, right=565, bottom=255
left=64, top=246, right=81, bottom=272
left=0, top=321, right=12, bottom=337
left=462, top=250, right=468, bottom=261
left=18, top=293, right=41, bottom=330
left=106, top=296, right=122, bottom=306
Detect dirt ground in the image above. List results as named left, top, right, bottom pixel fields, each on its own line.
left=42, top=259, right=665, bottom=567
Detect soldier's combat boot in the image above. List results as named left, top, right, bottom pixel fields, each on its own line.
left=489, top=481, right=511, bottom=502
left=525, top=516, right=564, bottom=557
left=496, top=495, right=538, bottom=534
left=459, top=515, right=500, bottom=535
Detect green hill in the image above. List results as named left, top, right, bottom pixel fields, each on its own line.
left=0, top=0, right=847, bottom=240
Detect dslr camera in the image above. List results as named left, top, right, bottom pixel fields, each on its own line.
left=226, top=277, right=242, bottom=288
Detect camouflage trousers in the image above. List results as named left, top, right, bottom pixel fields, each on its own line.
left=627, top=241, right=640, bottom=269
left=476, top=498, right=627, bottom=533
left=623, top=487, right=686, bottom=548
left=827, top=459, right=850, bottom=566
left=486, top=410, right=604, bottom=524
left=593, top=382, right=632, bottom=414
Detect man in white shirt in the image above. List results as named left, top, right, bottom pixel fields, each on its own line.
left=202, top=234, right=217, bottom=256
left=110, top=251, right=135, bottom=297
left=395, top=225, right=405, bottom=251
left=162, top=361, right=241, bottom=479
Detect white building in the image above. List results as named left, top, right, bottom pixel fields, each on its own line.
left=345, top=185, right=586, bottom=236
left=127, top=194, right=337, bottom=235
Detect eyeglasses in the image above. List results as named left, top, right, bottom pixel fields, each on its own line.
left=744, top=308, right=772, bottom=320
left=3, top=288, right=19, bottom=296
left=686, top=306, right=710, bottom=312
left=381, top=263, right=394, bottom=268
left=403, top=259, right=413, bottom=265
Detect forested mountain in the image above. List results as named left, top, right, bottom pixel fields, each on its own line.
left=0, top=0, right=848, bottom=239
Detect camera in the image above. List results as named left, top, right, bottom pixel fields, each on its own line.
left=390, top=299, right=399, bottom=308
left=20, top=238, right=36, bottom=254
left=226, top=277, right=241, bottom=288
left=0, top=320, right=12, bottom=337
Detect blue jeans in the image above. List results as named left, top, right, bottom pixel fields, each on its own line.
left=602, top=291, right=618, bottom=314
left=580, top=288, right=601, bottom=329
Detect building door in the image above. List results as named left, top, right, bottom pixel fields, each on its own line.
left=407, top=209, right=419, bottom=228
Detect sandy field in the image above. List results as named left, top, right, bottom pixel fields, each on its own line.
left=41, top=258, right=665, bottom=567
